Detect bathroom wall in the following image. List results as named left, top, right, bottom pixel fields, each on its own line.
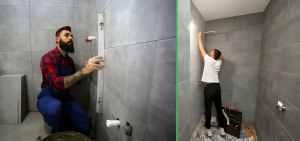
left=255, top=0, right=300, bottom=140
left=205, top=13, right=263, bottom=125
left=177, top=0, right=190, bottom=140
left=86, top=0, right=176, bottom=140
left=189, top=0, right=206, bottom=138
left=0, top=0, right=90, bottom=111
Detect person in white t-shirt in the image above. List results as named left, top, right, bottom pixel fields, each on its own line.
left=198, top=31, right=225, bottom=137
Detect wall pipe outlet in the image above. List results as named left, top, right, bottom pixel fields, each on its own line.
left=106, top=120, right=120, bottom=127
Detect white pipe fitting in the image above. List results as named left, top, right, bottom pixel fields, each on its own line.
left=88, top=36, right=97, bottom=40
left=106, top=120, right=120, bottom=127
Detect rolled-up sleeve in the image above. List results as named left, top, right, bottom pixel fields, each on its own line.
left=40, top=54, right=65, bottom=92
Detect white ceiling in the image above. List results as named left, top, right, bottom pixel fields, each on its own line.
left=192, top=0, right=270, bottom=21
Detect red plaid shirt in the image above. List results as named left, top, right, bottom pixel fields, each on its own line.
left=40, top=47, right=76, bottom=92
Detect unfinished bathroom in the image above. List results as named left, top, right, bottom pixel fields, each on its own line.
left=178, top=0, right=300, bottom=141
left=0, top=0, right=176, bottom=141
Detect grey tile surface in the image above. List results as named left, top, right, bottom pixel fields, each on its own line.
left=0, top=52, right=32, bottom=74
left=146, top=39, right=176, bottom=141
left=0, top=29, right=31, bottom=52
left=177, top=81, right=190, bottom=137
left=156, top=0, right=176, bottom=40
left=74, top=0, right=89, bottom=8
left=283, top=44, right=300, bottom=75
left=288, top=0, right=300, bottom=19
left=177, top=0, right=190, bottom=31
left=72, top=29, right=89, bottom=51
left=96, top=121, right=111, bottom=141
left=277, top=12, right=300, bottom=48
left=31, top=30, right=58, bottom=51
left=0, top=5, right=30, bottom=29
left=30, top=6, right=74, bottom=29
left=178, top=123, right=189, bottom=141
left=31, top=51, right=48, bottom=73
left=143, top=127, right=162, bottom=141
left=177, top=26, right=190, bottom=83
left=268, top=0, right=287, bottom=33
left=96, top=0, right=111, bottom=12
left=74, top=8, right=88, bottom=30
left=29, top=0, right=73, bottom=7
left=0, top=0, right=29, bottom=5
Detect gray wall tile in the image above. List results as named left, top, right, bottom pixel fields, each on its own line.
left=29, top=0, right=73, bottom=7
left=144, top=127, right=162, bottom=141
left=178, top=123, right=189, bottom=141
left=74, top=8, right=88, bottom=30
left=146, top=39, right=176, bottom=141
left=30, top=6, right=74, bottom=29
left=31, top=51, right=48, bottom=73
left=74, top=0, right=88, bottom=8
left=288, top=0, right=300, bottom=19
left=96, top=0, right=111, bottom=12
left=0, top=52, right=32, bottom=73
left=0, top=0, right=29, bottom=5
left=178, top=0, right=190, bottom=31
left=96, top=120, right=111, bottom=141
left=0, top=5, right=30, bottom=29
left=277, top=12, right=300, bottom=48
left=156, top=0, right=176, bottom=40
left=177, top=26, right=190, bottom=83
left=283, top=44, right=300, bottom=75
left=0, top=29, right=31, bottom=52
left=177, top=81, right=189, bottom=137
left=31, top=30, right=58, bottom=51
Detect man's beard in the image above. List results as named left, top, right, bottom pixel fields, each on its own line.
left=59, top=39, right=74, bottom=53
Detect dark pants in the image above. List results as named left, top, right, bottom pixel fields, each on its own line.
left=204, top=83, right=225, bottom=129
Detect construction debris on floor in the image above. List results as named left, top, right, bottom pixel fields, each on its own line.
left=191, top=116, right=258, bottom=141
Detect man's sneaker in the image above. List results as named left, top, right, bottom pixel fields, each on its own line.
left=206, top=129, right=212, bottom=137
left=219, top=127, right=225, bottom=136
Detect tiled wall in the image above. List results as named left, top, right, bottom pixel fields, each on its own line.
left=189, top=0, right=206, bottom=138
left=177, top=0, right=190, bottom=140
left=205, top=13, right=263, bottom=125
left=255, top=0, right=300, bottom=141
left=86, top=0, right=176, bottom=140
left=0, top=0, right=90, bottom=111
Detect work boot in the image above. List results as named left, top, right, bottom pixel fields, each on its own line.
left=219, top=127, right=225, bottom=136
left=206, top=129, right=212, bottom=137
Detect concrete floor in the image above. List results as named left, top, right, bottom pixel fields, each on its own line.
left=0, top=112, right=95, bottom=141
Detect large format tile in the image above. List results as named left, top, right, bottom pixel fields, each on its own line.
left=236, top=13, right=263, bottom=28
left=74, top=8, right=88, bottom=30
left=288, top=0, right=300, bottom=19
left=277, top=12, right=300, bottom=48
left=31, top=51, right=48, bottom=73
left=189, top=84, right=204, bottom=136
left=283, top=44, right=300, bottom=75
left=268, top=0, right=287, bottom=33
left=96, top=0, right=111, bottom=12
left=96, top=120, right=112, bottom=141
left=177, top=81, right=190, bottom=137
left=143, top=127, right=162, bottom=141
left=0, top=5, right=29, bottom=29
left=74, top=0, right=89, bottom=7
left=177, top=26, right=190, bottom=83
left=178, top=123, right=189, bottom=141
left=156, top=0, right=176, bottom=40
left=270, top=116, right=294, bottom=141
left=0, top=29, right=31, bottom=52
left=31, top=29, right=58, bottom=51
left=0, top=52, right=32, bottom=73
left=29, top=0, right=73, bottom=7
left=109, top=42, right=156, bottom=123
left=177, top=0, right=190, bottom=31
left=146, top=39, right=176, bottom=141
left=72, top=29, right=89, bottom=51
left=0, top=0, right=29, bottom=5
left=30, top=6, right=74, bottom=29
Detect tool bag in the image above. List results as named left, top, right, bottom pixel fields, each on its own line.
left=222, top=107, right=242, bottom=138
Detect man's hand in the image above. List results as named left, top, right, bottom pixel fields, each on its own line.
left=84, top=61, right=88, bottom=67
left=198, top=31, right=202, bottom=38
left=82, top=56, right=105, bottom=74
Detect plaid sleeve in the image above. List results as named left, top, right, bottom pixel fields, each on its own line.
left=40, top=53, right=65, bottom=92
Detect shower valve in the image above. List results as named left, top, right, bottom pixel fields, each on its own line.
left=276, top=101, right=286, bottom=111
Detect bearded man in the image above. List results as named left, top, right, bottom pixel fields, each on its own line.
left=36, top=26, right=104, bottom=135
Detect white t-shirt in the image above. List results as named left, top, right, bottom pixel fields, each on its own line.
left=201, top=54, right=222, bottom=83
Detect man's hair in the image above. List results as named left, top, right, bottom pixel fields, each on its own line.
left=55, top=26, right=71, bottom=37
left=213, top=49, right=221, bottom=60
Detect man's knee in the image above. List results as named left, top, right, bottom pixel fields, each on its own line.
left=43, top=101, right=62, bottom=118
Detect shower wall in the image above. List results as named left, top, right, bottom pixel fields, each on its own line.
left=177, top=0, right=190, bottom=140
left=255, top=0, right=300, bottom=140
left=86, top=0, right=176, bottom=140
left=0, top=0, right=90, bottom=111
left=205, top=13, right=263, bottom=125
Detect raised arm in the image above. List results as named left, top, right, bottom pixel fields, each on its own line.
left=219, top=55, right=224, bottom=62
left=198, top=31, right=206, bottom=58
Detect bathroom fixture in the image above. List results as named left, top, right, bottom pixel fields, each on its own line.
left=86, top=36, right=96, bottom=42
left=122, top=122, right=133, bottom=135
left=190, top=19, right=195, bottom=30
left=106, top=120, right=120, bottom=127
left=198, top=81, right=201, bottom=85
left=203, top=31, right=216, bottom=34
left=276, top=101, right=286, bottom=111
left=96, top=12, right=105, bottom=113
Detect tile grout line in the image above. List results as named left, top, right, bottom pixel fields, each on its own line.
left=177, top=121, right=189, bottom=139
